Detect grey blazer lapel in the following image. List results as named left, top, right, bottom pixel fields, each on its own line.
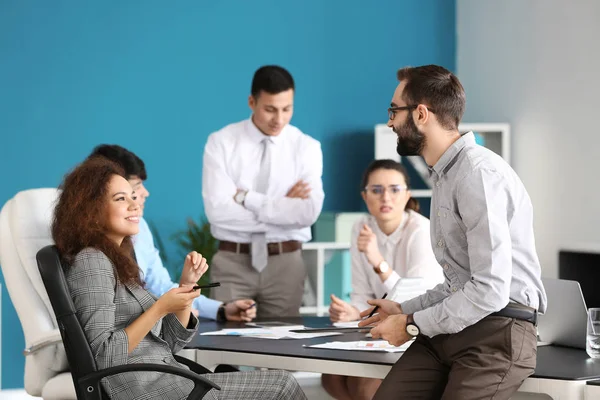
left=125, top=282, right=163, bottom=337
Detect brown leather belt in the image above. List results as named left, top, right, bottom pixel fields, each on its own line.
left=218, top=240, right=302, bottom=256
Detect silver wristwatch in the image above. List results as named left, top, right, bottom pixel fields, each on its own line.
left=234, top=190, right=247, bottom=205
left=374, top=260, right=390, bottom=274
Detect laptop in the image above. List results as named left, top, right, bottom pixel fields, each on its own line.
left=537, top=277, right=588, bottom=349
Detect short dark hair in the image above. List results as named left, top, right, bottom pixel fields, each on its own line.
left=88, top=144, right=147, bottom=180
left=397, top=65, right=465, bottom=130
left=361, top=159, right=420, bottom=213
left=251, top=65, right=295, bottom=98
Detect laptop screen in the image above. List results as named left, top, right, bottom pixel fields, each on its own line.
left=559, top=250, right=600, bottom=308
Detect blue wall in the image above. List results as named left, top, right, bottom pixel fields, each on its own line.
left=0, top=0, right=455, bottom=388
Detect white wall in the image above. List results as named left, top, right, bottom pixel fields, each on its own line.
left=457, top=0, right=600, bottom=277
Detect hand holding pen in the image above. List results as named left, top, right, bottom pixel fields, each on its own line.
left=357, top=292, right=403, bottom=328
left=366, top=292, right=387, bottom=319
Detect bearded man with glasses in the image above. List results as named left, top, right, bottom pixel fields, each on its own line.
left=359, top=65, right=547, bottom=400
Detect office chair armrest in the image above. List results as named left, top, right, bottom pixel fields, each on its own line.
left=174, top=354, right=212, bottom=374
left=174, top=354, right=240, bottom=374
left=78, top=363, right=220, bottom=400
left=23, top=329, right=64, bottom=356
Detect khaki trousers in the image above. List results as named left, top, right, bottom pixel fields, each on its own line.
left=209, top=249, right=306, bottom=318
left=374, top=315, right=537, bottom=400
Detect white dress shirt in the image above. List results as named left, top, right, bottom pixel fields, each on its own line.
left=350, top=211, right=444, bottom=312
left=202, top=118, right=324, bottom=243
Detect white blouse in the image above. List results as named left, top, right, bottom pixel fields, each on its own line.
left=350, top=210, right=444, bottom=312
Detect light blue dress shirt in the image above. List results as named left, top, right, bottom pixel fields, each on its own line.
left=133, top=217, right=222, bottom=320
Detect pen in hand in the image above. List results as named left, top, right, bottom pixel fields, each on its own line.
left=192, top=282, right=221, bottom=290
left=365, top=292, right=388, bottom=321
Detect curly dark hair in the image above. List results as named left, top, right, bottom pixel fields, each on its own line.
left=52, top=156, right=142, bottom=286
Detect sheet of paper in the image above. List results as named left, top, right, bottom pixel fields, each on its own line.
left=200, top=327, right=342, bottom=339
left=200, top=328, right=274, bottom=336
left=244, top=331, right=343, bottom=340
left=246, top=321, right=305, bottom=330
left=333, top=321, right=360, bottom=328
left=306, top=339, right=413, bottom=352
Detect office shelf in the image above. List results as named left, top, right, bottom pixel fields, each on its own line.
left=374, top=122, right=511, bottom=203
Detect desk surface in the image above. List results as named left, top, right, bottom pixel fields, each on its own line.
left=189, top=316, right=600, bottom=381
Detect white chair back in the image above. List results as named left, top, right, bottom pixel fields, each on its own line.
left=0, top=188, right=70, bottom=397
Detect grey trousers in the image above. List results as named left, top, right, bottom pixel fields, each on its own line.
left=203, top=370, right=307, bottom=400
left=209, top=249, right=306, bottom=318
left=373, top=315, right=537, bottom=400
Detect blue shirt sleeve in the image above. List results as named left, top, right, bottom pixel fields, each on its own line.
left=133, top=217, right=222, bottom=320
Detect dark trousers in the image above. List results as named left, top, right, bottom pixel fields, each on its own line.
left=374, top=315, right=537, bottom=400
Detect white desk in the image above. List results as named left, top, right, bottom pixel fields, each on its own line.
left=186, top=317, right=600, bottom=400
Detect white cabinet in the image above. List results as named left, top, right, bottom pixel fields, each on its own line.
left=374, top=122, right=511, bottom=199
left=300, top=242, right=350, bottom=316
left=300, top=212, right=368, bottom=315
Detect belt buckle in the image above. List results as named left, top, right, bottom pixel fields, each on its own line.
left=267, top=242, right=284, bottom=255
left=268, top=242, right=283, bottom=255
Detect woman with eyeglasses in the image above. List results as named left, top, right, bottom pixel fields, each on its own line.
left=322, top=159, right=443, bottom=400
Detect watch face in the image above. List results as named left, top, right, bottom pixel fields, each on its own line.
left=379, top=261, right=390, bottom=273
left=407, top=324, right=420, bottom=336
left=235, top=191, right=245, bottom=204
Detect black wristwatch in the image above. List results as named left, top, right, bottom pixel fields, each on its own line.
left=217, top=303, right=227, bottom=322
left=406, top=314, right=420, bottom=337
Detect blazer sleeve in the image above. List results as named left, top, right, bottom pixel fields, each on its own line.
left=161, top=313, right=199, bottom=354
left=66, top=249, right=129, bottom=368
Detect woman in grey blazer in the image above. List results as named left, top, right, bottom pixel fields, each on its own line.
left=52, top=157, right=306, bottom=400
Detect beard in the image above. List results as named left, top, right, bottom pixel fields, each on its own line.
left=394, top=112, right=426, bottom=156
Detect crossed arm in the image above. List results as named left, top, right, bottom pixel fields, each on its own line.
left=202, top=136, right=324, bottom=232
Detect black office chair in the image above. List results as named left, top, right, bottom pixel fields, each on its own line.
left=36, top=245, right=220, bottom=400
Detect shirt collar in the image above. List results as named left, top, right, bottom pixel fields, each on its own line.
left=369, top=211, right=409, bottom=246
left=246, top=117, right=284, bottom=145
left=431, top=131, right=475, bottom=177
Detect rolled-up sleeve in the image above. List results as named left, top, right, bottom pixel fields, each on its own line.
left=413, top=169, right=513, bottom=337
left=161, top=313, right=199, bottom=354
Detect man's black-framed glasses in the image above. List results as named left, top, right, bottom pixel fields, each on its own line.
left=387, top=105, right=436, bottom=120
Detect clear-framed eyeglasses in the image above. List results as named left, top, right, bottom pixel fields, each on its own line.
left=363, top=184, right=409, bottom=197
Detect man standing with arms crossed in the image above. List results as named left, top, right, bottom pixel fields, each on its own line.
left=359, top=65, right=547, bottom=399
left=203, top=65, right=324, bottom=318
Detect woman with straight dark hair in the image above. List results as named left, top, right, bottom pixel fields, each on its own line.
left=322, top=159, right=443, bottom=400
left=52, top=157, right=306, bottom=400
